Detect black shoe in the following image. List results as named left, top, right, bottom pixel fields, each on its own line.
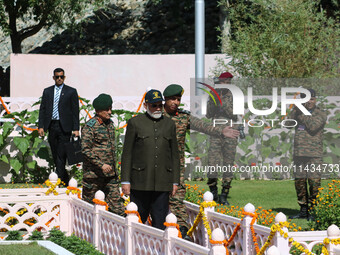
left=179, top=226, right=192, bottom=241
left=209, top=186, right=219, bottom=202
left=219, top=193, right=229, bottom=206
left=289, top=205, right=308, bottom=219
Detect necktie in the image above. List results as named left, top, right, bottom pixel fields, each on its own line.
left=52, top=86, right=61, bottom=119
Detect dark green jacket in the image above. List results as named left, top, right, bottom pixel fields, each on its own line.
left=121, top=113, right=180, bottom=192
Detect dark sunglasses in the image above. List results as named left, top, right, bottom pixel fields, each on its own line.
left=151, top=103, right=163, bottom=108
left=54, top=75, right=65, bottom=79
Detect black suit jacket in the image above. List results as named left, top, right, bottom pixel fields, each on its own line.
left=38, top=84, right=80, bottom=133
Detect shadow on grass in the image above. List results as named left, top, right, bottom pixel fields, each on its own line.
left=271, top=207, right=299, bottom=216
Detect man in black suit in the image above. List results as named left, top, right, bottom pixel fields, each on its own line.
left=38, top=68, right=80, bottom=185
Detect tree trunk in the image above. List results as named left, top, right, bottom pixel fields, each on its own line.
left=10, top=33, right=23, bottom=53
left=219, top=1, right=231, bottom=53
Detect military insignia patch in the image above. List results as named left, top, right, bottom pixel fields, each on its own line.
left=86, top=118, right=97, bottom=127
left=153, top=91, right=161, bottom=99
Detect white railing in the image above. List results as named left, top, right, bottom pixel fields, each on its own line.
left=1, top=175, right=340, bottom=254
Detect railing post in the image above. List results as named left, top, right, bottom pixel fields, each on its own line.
left=242, top=203, right=255, bottom=254
left=93, top=190, right=106, bottom=248
left=273, top=212, right=289, bottom=253
left=125, top=202, right=139, bottom=255
left=67, top=178, right=79, bottom=199
left=210, top=228, right=226, bottom=255
left=164, top=213, right=179, bottom=255
left=202, top=191, right=215, bottom=248
left=47, top=172, right=59, bottom=196
left=326, top=224, right=340, bottom=253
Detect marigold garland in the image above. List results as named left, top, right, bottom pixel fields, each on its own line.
left=125, top=210, right=143, bottom=223
left=92, top=198, right=108, bottom=211
left=66, top=186, right=81, bottom=199
left=187, top=201, right=216, bottom=239
left=163, top=222, right=182, bottom=238
left=45, top=179, right=61, bottom=195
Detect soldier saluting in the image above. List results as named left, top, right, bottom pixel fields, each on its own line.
left=287, top=89, right=327, bottom=219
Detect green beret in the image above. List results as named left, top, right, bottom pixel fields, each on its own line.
left=93, top=94, right=113, bottom=110
left=163, top=84, right=184, bottom=97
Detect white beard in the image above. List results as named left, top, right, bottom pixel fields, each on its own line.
left=146, top=106, right=162, bottom=119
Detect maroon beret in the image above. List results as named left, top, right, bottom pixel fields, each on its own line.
left=219, top=72, right=233, bottom=79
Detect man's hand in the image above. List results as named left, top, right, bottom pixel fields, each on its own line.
left=73, top=130, right=80, bottom=137
left=222, top=126, right=240, bottom=139
left=101, top=164, right=112, bottom=173
left=122, top=184, right=131, bottom=196
left=171, top=184, right=179, bottom=196
left=38, top=128, right=44, bottom=137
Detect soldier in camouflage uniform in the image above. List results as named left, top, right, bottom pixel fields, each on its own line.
left=287, top=89, right=327, bottom=219
left=206, top=72, right=239, bottom=206
left=81, top=94, right=124, bottom=216
left=163, top=84, right=239, bottom=238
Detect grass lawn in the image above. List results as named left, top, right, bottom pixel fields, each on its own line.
left=0, top=242, right=55, bottom=255
left=186, top=179, right=332, bottom=230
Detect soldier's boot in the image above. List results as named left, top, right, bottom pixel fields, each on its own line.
left=289, top=205, right=308, bottom=219
left=179, top=226, right=192, bottom=241
left=209, top=185, right=219, bottom=202
left=219, top=188, right=230, bottom=206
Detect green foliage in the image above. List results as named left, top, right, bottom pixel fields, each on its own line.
left=60, top=235, right=104, bottom=255
left=112, top=109, right=140, bottom=175
left=309, top=180, right=340, bottom=230
left=0, top=0, right=109, bottom=53
left=2, top=109, right=53, bottom=183
left=47, top=228, right=103, bottom=255
left=46, top=227, right=66, bottom=245
left=5, top=230, right=23, bottom=240
left=28, top=230, right=44, bottom=240
left=219, top=0, right=340, bottom=79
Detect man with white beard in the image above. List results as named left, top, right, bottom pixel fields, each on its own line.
left=121, top=89, right=180, bottom=230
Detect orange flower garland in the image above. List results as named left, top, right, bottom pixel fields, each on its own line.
left=92, top=198, right=108, bottom=211
left=125, top=210, right=143, bottom=223
left=66, top=186, right=81, bottom=199
left=163, top=222, right=182, bottom=238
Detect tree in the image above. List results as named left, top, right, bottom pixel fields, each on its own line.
left=217, top=0, right=340, bottom=79
left=0, top=0, right=107, bottom=53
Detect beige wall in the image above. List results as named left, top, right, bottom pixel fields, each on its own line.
left=10, top=53, right=225, bottom=98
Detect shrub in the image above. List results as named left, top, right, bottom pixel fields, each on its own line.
left=46, top=228, right=103, bottom=255
left=28, top=230, right=44, bottom=240
left=309, top=180, right=340, bottom=230
left=5, top=230, right=23, bottom=240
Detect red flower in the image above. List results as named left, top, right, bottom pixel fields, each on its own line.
left=276, top=162, right=281, bottom=166
left=195, top=157, right=200, bottom=160
left=118, top=162, right=121, bottom=165
left=251, top=163, right=256, bottom=166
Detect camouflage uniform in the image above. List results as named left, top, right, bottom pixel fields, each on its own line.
left=288, top=106, right=327, bottom=207
left=206, top=89, right=238, bottom=202
left=164, top=110, right=225, bottom=228
left=81, top=115, right=124, bottom=216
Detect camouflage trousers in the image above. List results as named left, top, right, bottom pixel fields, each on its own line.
left=82, top=177, right=125, bottom=216
left=207, top=136, right=237, bottom=191
left=293, top=156, right=322, bottom=207
left=169, top=183, right=188, bottom=228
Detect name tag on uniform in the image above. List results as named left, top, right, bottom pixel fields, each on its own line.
left=297, top=124, right=305, bottom=130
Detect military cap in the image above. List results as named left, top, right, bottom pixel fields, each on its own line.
left=145, top=89, right=164, bottom=103
left=300, top=88, right=316, bottom=98
left=93, top=93, right=113, bottom=110
left=163, top=84, right=184, bottom=97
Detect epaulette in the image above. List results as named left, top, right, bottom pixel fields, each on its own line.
left=178, top=109, right=191, bottom=115
left=86, top=118, right=97, bottom=127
